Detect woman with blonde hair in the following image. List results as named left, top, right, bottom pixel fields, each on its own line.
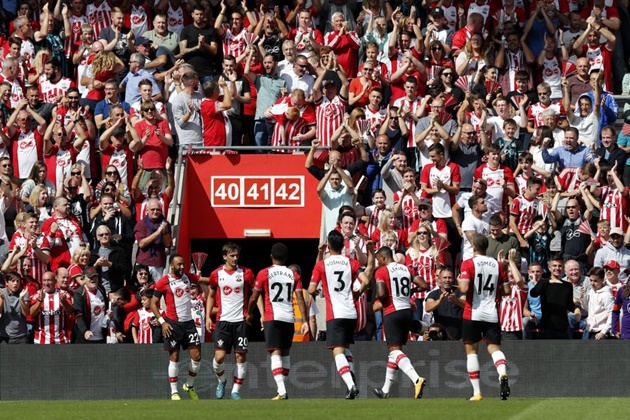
left=405, top=222, right=447, bottom=320
left=27, top=48, right=52, bottom=85
left=26, top=184, right=52, bottom=226
left=455, top=32, right=493, bottom=78
left=82, top=49, right=124, bottom=109
left=370, top=208, right=408, bottom=251
left=380, top=231, right=406, bottom=264
left=67, top=245, right=91, bottom=291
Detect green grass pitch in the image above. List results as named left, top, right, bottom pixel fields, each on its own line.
left=3, top=398, right=628, bottom=420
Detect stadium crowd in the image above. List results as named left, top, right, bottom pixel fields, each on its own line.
left=0, top=0, right=630, bottom=351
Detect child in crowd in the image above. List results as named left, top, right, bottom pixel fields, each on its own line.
left=131, top=289, right=163, bottom=344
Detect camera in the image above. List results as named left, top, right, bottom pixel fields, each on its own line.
left=427, top=329, right=445, bottom=341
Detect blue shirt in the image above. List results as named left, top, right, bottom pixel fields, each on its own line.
left=541, top=144, right=595, bottom=170
left=527, top=280, right=542, bottom=319
left=94, top=100, right=131, bottom=123
left=574, top=91, right=618, bottom=136
left=120, top=69, right=160, bottom=104
left=617, top=133, right=630, bottom=166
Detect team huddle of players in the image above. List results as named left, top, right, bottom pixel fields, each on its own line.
left=155, top=230, right=520, bottom=401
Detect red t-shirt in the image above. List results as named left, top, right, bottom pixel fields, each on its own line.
left=201, top=98, right=227, bottom=147
left=133, top=119, right=171, bottom=169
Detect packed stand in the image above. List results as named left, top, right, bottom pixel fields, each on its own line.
left=0, top=0, right=629, bottom=346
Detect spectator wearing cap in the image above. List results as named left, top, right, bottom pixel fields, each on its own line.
left=594, top=227, right=630, bottom=282
left=603, top=260, right=624, bottom=298
left=73, top=266, right=109, bottom=343
left=408, top=197, right=449, bottom=245
left=617, top=116, right=630, bottom=186
left=423, top=8, right=454, bottom=54
left=134, top=35, right=176, bottom=79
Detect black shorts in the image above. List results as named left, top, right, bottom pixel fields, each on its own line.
left=264, top=320, right=294, bottom=351
left=163, top=319, right=200, bottom=351
left=214, top=320, right=249, bottom=354
left=384, top=309, right=412, bottom=347
left=326, top=318, right=356, bottom=349
left=462, top=319, right=501, bottom=345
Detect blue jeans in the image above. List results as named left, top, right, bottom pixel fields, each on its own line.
left=254, top=119, right=274, bottom=153
left=567, top=312, right=588, bottom=339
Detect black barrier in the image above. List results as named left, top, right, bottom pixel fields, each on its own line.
left=0, top=341, right=627, bottom=400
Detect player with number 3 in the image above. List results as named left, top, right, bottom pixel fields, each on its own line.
left=309, top=230, right=373, bottom=399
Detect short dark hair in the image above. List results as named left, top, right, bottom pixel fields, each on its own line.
left=222, top=242, right=240, bottom=256
left=271, top=242, right=289, bottom=264
left=376, top=246, right=394, bottom=260
left=327, top=230, right=344, bottom=253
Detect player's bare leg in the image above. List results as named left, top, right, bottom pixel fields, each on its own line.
left=168, top=351, right=181, bottom=400
left=271, top=349, right=290, bottom=400
left=465, top=343, right=483, bottom=401
left=182, top=348, right=201, bottom=400
left=231, top=352, right=247, bottom=399
left=213, top=350, right=227, bottom=399
left=487, top=343, right=510, bottom=400
left=333, top=347, right=358, bottom=399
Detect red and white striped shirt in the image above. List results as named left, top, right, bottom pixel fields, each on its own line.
left=474, top=164, right=514, bottom=214
left=599, top=186, right=630, bottom=231
left=270, top=98, right=316, bottom=152
left=558, top=167, right=580, bottom=192
left=364, top=204, right=385, bottom=237
left=376, top=263, right=415, bottom=316
left=208, top=266, right=255, bottom=323
left=86, top=1, right=112, bottom=38
left=353, top=278, right=368, bottom=333
left=527, top=101, right=565, bottom=128
left=405, top=246, right=444, bottom=300
left=315, top=95, right=346, bottom=148
left=460, top=255, right=507, bottom=322
left=221, top=27, right=257, bottom=58
left=509, top=194, right=547, bottom=235
left=68, top=14, right=89, bottom=47
left=310, top=255, right=360, bottom=321
left=132, top=307, right=159, bottom=344
left=421, top=162, right=461, bottom=218
left=8, top=231, right=51, bottom=282
left=392, top=96, right=422, bottom=148
left=499, top=283, right=528, bottom=332
left=393, top=189, right=422, bottom=232
left=31, top=289, right=69, bottom=344
left=363, top=106, right=387, bottom=138
left=0, top=73, right=26, bottom=109
left=255, top=265, right=301, bottom=323
left=153, top=273, right=200, bottom=322
left=39, top=76, right=76, bottom=104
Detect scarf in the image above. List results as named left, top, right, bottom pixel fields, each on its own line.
left=143, top=214, right=165, bottom=255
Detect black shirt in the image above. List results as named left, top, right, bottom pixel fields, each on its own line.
left=426, top=287, right=464, bottom=340
left=530, top=279, right=575, bottom=331
left=179, top=23, right=220, bottom=78
left=559, top=216, right=591, bottom=262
